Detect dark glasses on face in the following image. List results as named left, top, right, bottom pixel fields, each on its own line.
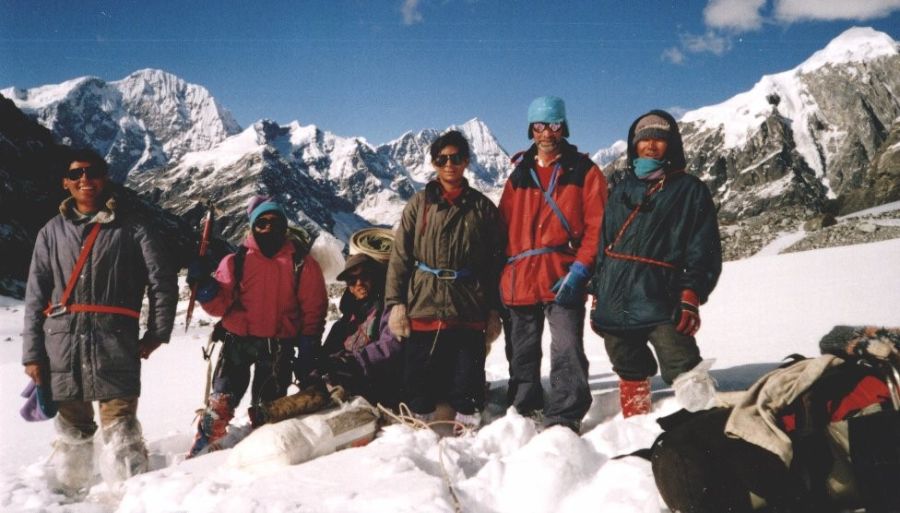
left=345, top=273, right=369, bottom=284
left=433, top=153, right=465, bottom=167
left=64, top=166, right=106, bottom=181
left=253, top=217, right=284, bottom=230
left=532, top=122, right=563, bottom=133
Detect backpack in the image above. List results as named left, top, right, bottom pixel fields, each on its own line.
left=781, top=356, right=899, bottom=513
left=650, top=355, right=899, bottom=513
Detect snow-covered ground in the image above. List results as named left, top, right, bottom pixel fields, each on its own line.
left=2, top=237, right=899, bottom=512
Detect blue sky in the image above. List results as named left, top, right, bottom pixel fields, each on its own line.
left=2, top=0, right=899, bottom=153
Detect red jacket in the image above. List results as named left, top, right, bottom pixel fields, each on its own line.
left=499, top=141, right=608, bottom=305
left=201, top=235, right=328, bottom=338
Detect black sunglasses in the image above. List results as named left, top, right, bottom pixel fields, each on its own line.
left=344, top=272, right=369, bottom=284
left=64, top=166, right=106, bottom=181
left=253, top=217, right=285, bottom=230
left=433, top=153, right=465, bottom=167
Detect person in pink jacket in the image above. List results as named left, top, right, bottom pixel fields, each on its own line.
left=186, top=196, right=327, bottom=457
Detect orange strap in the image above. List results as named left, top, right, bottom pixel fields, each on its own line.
left=604, top=178, right=676, bottom=270
left=64, top=304, right=141, bottom=319
left=43, top=223, right=141, bottom=319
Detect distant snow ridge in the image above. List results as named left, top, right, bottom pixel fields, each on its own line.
left=128, top=116, right=513, bottom=246
left=592, top=140, right=627, bottom=168
left=377, top=118, right=511, bottom=196
left=1, top=68, right=240, bottom=182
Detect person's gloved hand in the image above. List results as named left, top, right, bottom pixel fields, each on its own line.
left=551, top=261, right=590, bottom=307
left=675, top=289, right=701, bottom=336
left=187, top=255, right=216, bottom=287
left=293, top=334, right=321, bottom=386
left=187, top=255, right=220, bottom=303
left=138, top=333, right=164, bottom=359
left=388, top=304, right=411, bottom=339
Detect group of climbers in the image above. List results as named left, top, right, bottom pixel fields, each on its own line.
left=19, top=96, right=723, bottom=488
left=22, top=96, right=896, bottom=512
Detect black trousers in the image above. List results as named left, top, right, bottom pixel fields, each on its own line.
left=506, top=302, right=590, bottom=427
left=403, top=328, right=486, bottom=415
left=211, top=335, right=294, bottom=409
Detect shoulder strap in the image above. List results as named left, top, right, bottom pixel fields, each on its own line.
left=233, top=246, right=248, bottom=295
left=530, top=164, right=575, bottom=241
left=44, top=223, right=102, bottom=316
left=291, top=239, right=306, bottom=293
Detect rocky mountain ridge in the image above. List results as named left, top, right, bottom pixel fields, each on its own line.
left=602, top=27, right=900, bottom=242
left=1, top=69, right=241, bottom=182
left=5, top=27, right=900, bottom=262
left=0, top=95, right=201, bottom=298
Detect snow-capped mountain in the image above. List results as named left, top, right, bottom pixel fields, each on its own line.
left=378, top=118, right=511, bottom=199
left=0, top=96, right=199, bottom=298
left=129, top=117, right=512, bottom=246
left=678, top=27, right=900, bottom=221
left=1, top=69, right=240, bottom=182
left=127, top=120, right=374, bottom=244
left=591, top=140, right=627, bottom=168
left=600, top=27, right=900, bottom=225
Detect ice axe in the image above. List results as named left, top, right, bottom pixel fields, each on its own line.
left=185, top=201, right=215, bottom=332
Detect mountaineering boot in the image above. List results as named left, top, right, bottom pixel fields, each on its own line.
left=52, top=415, right=95, bottom=492
left=619, top=378, right=652, bottom=418
left=188, top=393, right=233, bottom=458
left=672, top=360, right=719, bottom=412
left=99, top=416, right=149, bottom=485
left=453, top=411, right=482, bottom=436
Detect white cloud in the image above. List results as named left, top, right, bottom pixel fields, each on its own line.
left=401, top=0, right=424, bottom=25
left=681, top=31, right=734, bottom=55
left=662, top=47, right=686, bottom=64
left=774, top=0, right=900, bottom=22
left=704, top=0, right=766, bottom=31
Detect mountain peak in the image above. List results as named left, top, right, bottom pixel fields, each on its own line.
left=799, top=27, right=898, bottom=73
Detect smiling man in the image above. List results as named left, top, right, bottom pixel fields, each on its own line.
left=317, top=253, right=403, bottom=408
left=22, top=148, right=177, bottom=492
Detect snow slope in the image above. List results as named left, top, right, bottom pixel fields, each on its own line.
left=1, top=237, right=899, bottom=512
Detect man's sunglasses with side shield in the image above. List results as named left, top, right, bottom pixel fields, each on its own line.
left=532, top=122, right=563, bottom=133
left=433, top=153, right=465, bottom=167
left=64, top=166, right=106, bottom=181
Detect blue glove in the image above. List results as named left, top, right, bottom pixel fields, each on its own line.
left=551, top=261, right=590, bottom=307
left=293, top=335, right=321, bottom=387
left=196, top=281, right=220, bottom=303
left=186, top=255, right=216, bottom=287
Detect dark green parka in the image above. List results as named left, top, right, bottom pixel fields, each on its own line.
left=590, top=110, right=722, bottom=331
left=385, top=179, right=505, bottom=322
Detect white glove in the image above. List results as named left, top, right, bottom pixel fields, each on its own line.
left=388, top=304, right=411, bottom=339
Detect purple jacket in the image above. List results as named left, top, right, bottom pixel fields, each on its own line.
left=322, top=293, right=401, bottom=376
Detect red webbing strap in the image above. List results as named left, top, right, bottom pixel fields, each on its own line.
left=604, top=178, right=676, bottom=270
left=65, top=304, right=141, bottom=319
left=43, top=223, right=140, bottom=319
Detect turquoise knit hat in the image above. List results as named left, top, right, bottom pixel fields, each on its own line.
left=247, top=195, right=287, bottom=227
left=527, top=96, right=567, bottom=124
